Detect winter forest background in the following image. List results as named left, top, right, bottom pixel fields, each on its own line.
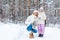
left=0, top=0, right=60, bottom=27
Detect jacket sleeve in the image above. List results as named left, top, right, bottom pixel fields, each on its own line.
left=25, top=16, right=34, bottom=25
left=43, top=13, right=46, bottom=20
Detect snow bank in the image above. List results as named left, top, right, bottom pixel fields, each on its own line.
left=0, top=22, right=21, bottom=40
left=0, top=22, right=60, bottom=40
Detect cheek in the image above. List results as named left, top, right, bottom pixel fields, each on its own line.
left=36, top=14, right=38, bottom=16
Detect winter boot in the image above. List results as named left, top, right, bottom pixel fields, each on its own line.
left=29, top=32, right=34, bottom=38
left=38, top=34, right=43, bottom=37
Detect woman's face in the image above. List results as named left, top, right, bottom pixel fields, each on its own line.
left=33, top=12, right=38, bottom=17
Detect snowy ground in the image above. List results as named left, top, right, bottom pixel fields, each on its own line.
left=0, top=22, right=60, bottom=40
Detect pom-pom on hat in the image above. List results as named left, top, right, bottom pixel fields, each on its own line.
left=40, top=7, right=44, bottom=10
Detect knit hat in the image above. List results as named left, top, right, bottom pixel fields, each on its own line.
left=38, top=7, right=44, bottom=11
left=38, top=7, right=44, bottom=13
left=33, top=10, right=38, bottom=13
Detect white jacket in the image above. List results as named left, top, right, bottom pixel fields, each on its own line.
left=38, top=12, right=46, bottom=24
left=25, top=14, right=38, bottom=25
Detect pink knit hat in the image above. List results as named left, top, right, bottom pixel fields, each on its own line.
left=33, top=10, right=38, bottom=13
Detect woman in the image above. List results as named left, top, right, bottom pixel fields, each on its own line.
left=25, top=10, right=39, bottom=38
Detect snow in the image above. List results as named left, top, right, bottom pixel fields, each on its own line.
left=0, top=22, right=60, bottom=40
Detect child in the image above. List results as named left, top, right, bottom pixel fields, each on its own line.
left=25, top=10, right=39, bottom=38
left=38, top=7, right=46, bottom=37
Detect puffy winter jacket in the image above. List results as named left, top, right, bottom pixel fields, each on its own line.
left=25, top=14, right=38, bottom=28
left=25, top=14, right=38, bottom=25
left=38, top=12, right=46, bottom=24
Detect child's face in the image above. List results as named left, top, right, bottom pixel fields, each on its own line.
left=38, top=10, right=44, bottom=13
